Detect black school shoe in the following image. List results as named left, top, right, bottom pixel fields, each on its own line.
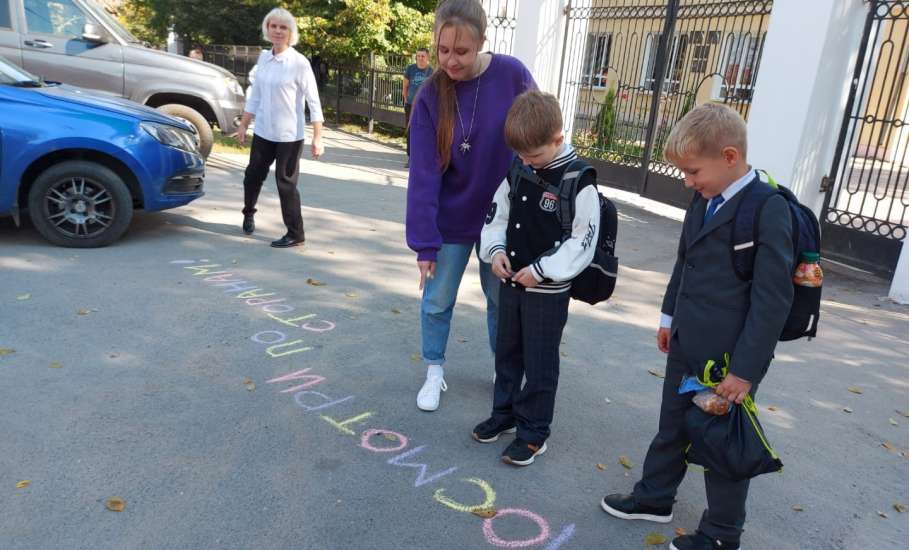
left=600, top=493, right=673, bottom=523
left=670, top=531, right=739, bottom=550
left=271, top=234, right=305, bottom=248
left=242, top=214, right=255, bottom=235
left=501, top=438, right=547, bottom=466
left=472, top=417, right=516, bottom=443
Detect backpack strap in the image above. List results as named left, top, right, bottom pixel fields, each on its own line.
left=557, top=159, right=596, bottom=240
left=731, top=172, right=778, bottom=281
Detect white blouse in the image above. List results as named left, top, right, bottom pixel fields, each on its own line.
left=244, top=48, right=324, bottom=143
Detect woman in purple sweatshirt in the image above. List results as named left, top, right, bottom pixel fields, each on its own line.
left=406, top=0, right=535, bottom=412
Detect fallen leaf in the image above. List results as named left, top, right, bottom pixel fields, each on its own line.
left=596, top=463, right=606, bottom=471
left=244, top=378, right=256, bottom=391
left=619, top=455, right=633, bottom=469
left=410, top=353, right=421, bottom=364
left=17, top=294, right=30, bottom=301
left=16, top=480, right=30, bottom=489
left=560, top=351, right=568, bottom=357
left=105, top=497, right=126, bottom=512
left=843, top=407, right=853, bottom=413
left=847, top=386, right=863, bottom=395
left=644, top=533, right=667, bottom=545
left=675, top=527, right=687, bottom=537
left=878, top=511, right=888, bottom=519
left=382, top=432, right=397, bottom=441
left=0, top=348, right=15, bottom=356
left=472, top=508, right=497, bottom=518
left=647, top=369, right=665, bottom=379
left=49, top=362, right=63, bottom=369
left=792, top=505, right=804, bottom=512
left=889, top=418, right=899, bottom=426
left=77, top=308, right=91, bottom=316
left=897, top=410, right=909, bottom=418
left=882, top=442, right=896, bottom=451
left=767, top=406, right=778, bottom=411
left=894, top=502, right=907, bottom=513
left=344, top=292, right=359, bottom=298
left=391, top=308, right=401, bottom=314
left=306, top=278, right=326, bottom=287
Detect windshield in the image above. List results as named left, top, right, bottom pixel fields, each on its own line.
left=80, top=0, right=142, bottom=44
left=0, top=57, right=41, bottom=86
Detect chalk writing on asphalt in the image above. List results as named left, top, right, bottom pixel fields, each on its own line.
left=172, top=259, right=577, bottom=549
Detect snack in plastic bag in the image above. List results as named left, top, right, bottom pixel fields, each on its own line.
left=692, top=389, right=730, bottom=415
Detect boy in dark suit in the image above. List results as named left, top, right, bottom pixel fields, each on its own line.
left=600, top=104, right=794, bottom=550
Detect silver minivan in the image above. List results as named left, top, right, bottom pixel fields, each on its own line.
left=0, top=0, right=247, bottom=158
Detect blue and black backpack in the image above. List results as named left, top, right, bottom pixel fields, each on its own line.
left=730, top=170, right=822, bottom=341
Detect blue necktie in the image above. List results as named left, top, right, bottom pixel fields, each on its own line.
left=704, top=195, right=726, bottom=223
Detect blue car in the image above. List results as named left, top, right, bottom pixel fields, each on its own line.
left=0, top=56, right=204, bottom=247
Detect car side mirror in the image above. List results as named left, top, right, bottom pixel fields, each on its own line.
left=82, top=23, right=106, bottom=44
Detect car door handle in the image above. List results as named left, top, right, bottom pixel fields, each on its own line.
left=24, top=39, right=54, bottom=49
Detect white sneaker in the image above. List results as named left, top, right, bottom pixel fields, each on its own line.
left=417, top=375, right=447, bottom=411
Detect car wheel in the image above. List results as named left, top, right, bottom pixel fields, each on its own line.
left=27, top=161, right=133, bottom=248
left=157, top=103, right=214, bottom=159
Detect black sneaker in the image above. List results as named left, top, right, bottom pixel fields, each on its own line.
left=242, top=214, right=255, bottom=235
left=600, top=493, right=673, bottom=523
left=501, top=438, right=547, bottom=466
left=670, top=531, right=739, bottom=550
left=472, top=417, right=516, bottom=443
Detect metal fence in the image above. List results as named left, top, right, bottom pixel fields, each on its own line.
left=558, top=0, right=772, bottom=207
left=820, top=0, right=909, bottom=276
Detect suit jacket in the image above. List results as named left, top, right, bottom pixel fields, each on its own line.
left=661, top=173, right=795, bottom=384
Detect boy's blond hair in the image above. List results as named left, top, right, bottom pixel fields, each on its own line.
left=663, top=103, right=748, bottom=161
left=504, top=91, right=563, bottom=152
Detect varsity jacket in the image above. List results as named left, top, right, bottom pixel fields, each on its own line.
left=480, top=143, right=600, bottom=294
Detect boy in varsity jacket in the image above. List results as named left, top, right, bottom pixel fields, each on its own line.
left=473, top=91, right=600, bottom=466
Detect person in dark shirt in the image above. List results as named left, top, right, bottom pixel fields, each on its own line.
left=403, top=48, right=432, bottom=164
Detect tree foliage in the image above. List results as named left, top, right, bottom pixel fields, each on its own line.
left=120, top=0, right=434, bottom=60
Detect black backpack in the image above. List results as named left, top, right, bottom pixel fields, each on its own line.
left=730, top=170, right=822, bottom=341
left=507, top=157, right=618, bottom=305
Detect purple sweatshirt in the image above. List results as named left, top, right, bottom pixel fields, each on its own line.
left=406, top=54, right=536, bottom=262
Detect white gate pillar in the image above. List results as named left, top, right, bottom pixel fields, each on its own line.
left=747, top=0, right=867, bottom=216
left=511, top=0, right=569, bottom=95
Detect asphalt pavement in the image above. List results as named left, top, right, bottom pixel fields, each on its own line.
left=1, top=127, right=907, bottom=550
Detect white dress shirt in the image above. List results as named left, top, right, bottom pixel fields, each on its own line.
left=244, top=48, right=324, bottom=143
left=660, top=167, right=755, bottom=329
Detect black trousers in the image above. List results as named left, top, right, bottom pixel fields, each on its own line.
left=242, top=135, right=305, bottom=240
left=491, top=283, right=570, bottom=445
left=632, top=335, right=756, bottom=542
left=404, top=103, right=412, bottom=157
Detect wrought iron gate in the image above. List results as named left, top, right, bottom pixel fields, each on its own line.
left=559, top=0, right=772, bottom=207
left=821, top=0, right=909, bottom=277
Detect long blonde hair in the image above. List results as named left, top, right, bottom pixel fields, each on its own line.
left=428, top=0, right=487, bottom=171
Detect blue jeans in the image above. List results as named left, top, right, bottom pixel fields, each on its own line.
left=421, top=242, right=499, bottom=366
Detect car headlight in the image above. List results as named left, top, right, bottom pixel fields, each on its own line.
left=141, top=122, right=199, bottom=154
left=225, top=77, right=244, bottom=96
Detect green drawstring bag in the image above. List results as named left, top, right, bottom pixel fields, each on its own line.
left=684, top=355, right=783, bottom=481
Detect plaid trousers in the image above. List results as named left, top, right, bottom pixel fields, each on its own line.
left=491, top=282, right=570, bottom=444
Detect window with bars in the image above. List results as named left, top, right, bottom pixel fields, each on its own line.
left=640, top=33, right=688, bottom=93
left=713, top=33, right=763, bottom=101
left=582, top=33, right=612, bottom=88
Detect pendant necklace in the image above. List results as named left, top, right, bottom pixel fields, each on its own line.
left=454, top=68, right=482, bottom=154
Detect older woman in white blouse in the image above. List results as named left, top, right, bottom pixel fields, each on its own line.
left=237, top=7, right=324, bottom=248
